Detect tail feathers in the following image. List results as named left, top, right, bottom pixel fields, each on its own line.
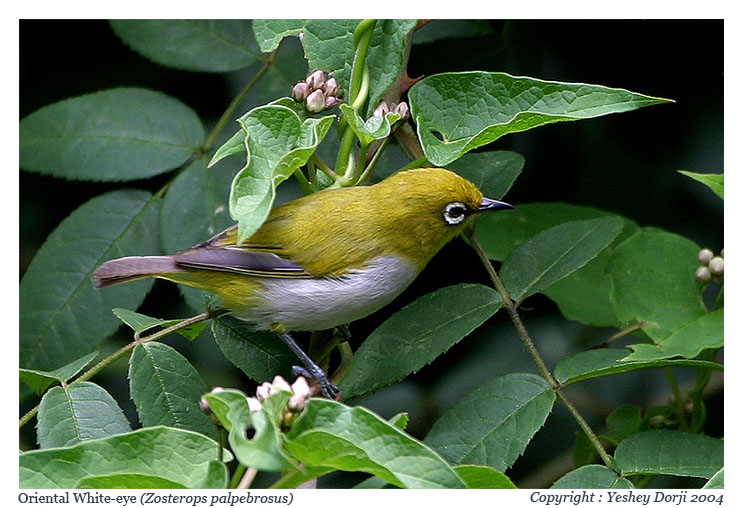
left=93, top=255, right=183, bottom=288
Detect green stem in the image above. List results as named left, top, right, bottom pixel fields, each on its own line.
left=19, top=311, right=215, bottom=429
left=203, top=47, right=281, bottom=152
left=466, top=229, right=615, bottom=470
left=352, top=136, right=390, bottom=186
left=230, top=464, right=247, bottom=489
left=293, top=168, right=313, bottom=195
left=398, top=156, right=429, bottom=172
left=665, top=368, right=689, bottom=430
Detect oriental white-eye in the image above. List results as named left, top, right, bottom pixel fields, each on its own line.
left=94, top=167, right=513, bottom=398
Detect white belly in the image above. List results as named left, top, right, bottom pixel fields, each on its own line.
left=235, top=255, right=418, bottom=331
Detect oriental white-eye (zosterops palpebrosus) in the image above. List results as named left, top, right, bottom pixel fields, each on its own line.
left=93, top=167, right=513, bottom=398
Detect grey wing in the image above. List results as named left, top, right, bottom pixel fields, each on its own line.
left=173, top=247, right=311, bottom=278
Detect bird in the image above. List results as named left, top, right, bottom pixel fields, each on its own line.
left=93, top=167, right=513, bottom=398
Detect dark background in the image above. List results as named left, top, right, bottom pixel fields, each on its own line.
left=20, top=20, right=723, bottom=488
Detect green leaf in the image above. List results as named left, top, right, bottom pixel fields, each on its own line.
left=113, top=308, right=206, bottom=341
left=229, top=105, right=334, bottom=242
left=76, top=474, right=186, bottom=489
left=424, top=373, right=555, bottom=471
left=679, top=171, right=723, bottom=199
left=20, top=88, right=203, bottom=181
left=614, top=430, right=723, bottom=479
left=476, top=203, right=638, bottom=327
left=253, top=20, right=418, bottom=116
left=19, top=352, right=98, bottom=396
left=37, top=382, right=131, bottom=449
left=160, top=157, right=239, bottom=311
left=209, top=130, right=247, bottom=167
left=128, top=343, right=216, bottom=438
left=110, top=20, right=261, bottom=72
left=285, top=398, right=467, bottom=488
left=500, top=217, right=624, bottom=302
left=19, top=426, right=228, bottom=489
left=211, top=316, right=294, bottom=382
left=624, top=309, right=724, bottom=361
left=20, top=190, right=161, bottom=370
left=340, top=104, right=400, bottom=145
left=608, top=230, right=708, bottom=348
left=448, top=151, right=524, bottom=200
left=408, top=71, right=671, bottom=166
left=203, top=389, right=292, bottom=472
left=553, top=348, right=722, bottom=387
left=606, top=405, right=642, bottom=442
left=703, top=468, right=724, bottom=489
left=453, top=465, right=517, bottom=489
left=339, top=284, right=502, bottom=399
left=551, top=465, right=634, bottom=489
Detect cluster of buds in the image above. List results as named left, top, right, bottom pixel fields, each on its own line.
left=292, top=70, right=342, bottom=113
left=372, top=100, right=410, bottom=121
left=255, top=375, right=312, bottom=430
left=695, top=248, right=724, bottom=284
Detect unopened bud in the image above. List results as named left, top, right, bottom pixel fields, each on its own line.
left=325, top=96, right=339, bottom=108
left=394, top=102, right=409, bottom=120
left=256, top=382, right=272, bottom=402
left=373, top=101, right=390, bottom=118
left=271, top=375, right=293, bottom=393
left=698, top=248, right=714, bottom=265
left=199, top=397, right=211, bottom=414
left=306, top=70, right=326, bottom=90
left=695, top=266, right=712, bottom=283
left=306, top=89, right=326, bottom=112
left=322, top=77, right=338, bottom=96
left=709, top=257, right=724, bottom=275
left=246, top=397, right=263, bottom=413
left=292, top=82, right=309, bottom=102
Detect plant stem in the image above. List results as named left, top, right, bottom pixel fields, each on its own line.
left=665, top=368, right=689, bottom=430
left=203, top=47, right=281, bottom=152
left=19, top=311, right=214, bottom=429
left=237, top=467, right=258, bottom=489
left=230, top=464, right=247, bottom=489
left=466, top=229, right=615, bottom=470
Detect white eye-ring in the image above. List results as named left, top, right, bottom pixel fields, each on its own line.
left=443, top=202, right=469, bottom=225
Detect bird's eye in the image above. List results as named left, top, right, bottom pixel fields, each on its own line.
left=443, top=202, right=469, bottom=225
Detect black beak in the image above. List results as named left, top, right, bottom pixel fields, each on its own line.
left=477, top=196, right=514, bottom=212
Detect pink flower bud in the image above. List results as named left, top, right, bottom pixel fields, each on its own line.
left=256, top=382, right=272, bottom=401
left=271, top=375, right=293, bottom=393
left=306, top=89, right=326, bottom=112
left=709, top=257, right=724, bottom=275
left=373, top=101, right=390, bottom=117
left=394, top=102, right=410, bottom=120
left=292, top=82, right=309, bottom=102
left=325, top=96, right=339, bottom=108
left=246, top=397, right=263, bottom=413
left=695, top=266, right=712, bottom=283
left=322, top=77, right=338, bottom=96
left=306, top=70, right=326, bottom=90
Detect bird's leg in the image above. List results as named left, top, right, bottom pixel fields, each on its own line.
left=278, top=331, right=340, bottom=399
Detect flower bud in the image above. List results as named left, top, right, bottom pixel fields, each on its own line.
left=695, top=266, right=712, bottom=283
left=246, top=397, right=263, bottom=413
left=305, top=89, right=326, bottom=112
left=709, top=256, right=724, bottom=275
left=292, top=82, right=309, bottom=102
left=394, top=101, right=410, bottom=120
left=322, top=77, right=338, bottom=96
left=373, top=101, right=390, bottom=117
left=271, top=375, right=293, bottom=393
left=306, top=70, right=326, bottom=90
left=698, top=248, right=714, bottom=265
left=256, top=382, right=272, bottom=402
left=324, top=96, right=339, bottom=108
left=199, top=397, right=212, bottom=414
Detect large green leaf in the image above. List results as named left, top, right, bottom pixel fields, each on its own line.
left=228, top=104, right=334, bottom=242
left=607, top=230, right=719, bottom=360
left=408, top=71, right=671, bottom=166
left=20, top=426, right=228, bottom=488
left=20, top=88, right=203, bottom=181
left=19, top=352, right=99, bottom=396
left=20, top=190, right=161, bottom=370
left=252, top=19, right=418, bottom=115
left=110, top=20, right=261, bottom=72
left=553, top=349, right=722, bottom=387
left=339, top=284, right=502, bottom=399
left=551, top=465, right=634, bottom=489
left=475, top=203, right=637, bottom=327
left=703, top=468, right=724, bottom=489
left=614, top=430, right=723, bottom=479
left=129, top=342, right=216, bottom=438
left=211, top=316, right=295, bottom=382
left=453, top=465, right=517, bottom=489
left=285, top=398, right=467, bottom=488
left=499, top=217, right=624, bottom=302
left=36, top=382, right=131, bottom=449
left=424, top=373, right=555, bottom=471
